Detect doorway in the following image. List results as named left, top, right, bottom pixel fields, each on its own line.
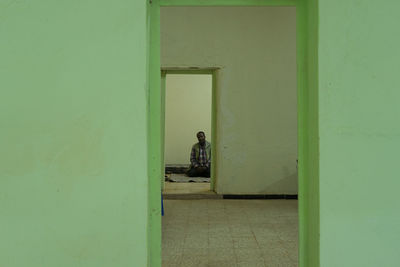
left=160, top=5, right=299, bottom=266
left=148, top=1, right=319, bottom=267
left=162, top=71, right=216, bottom=193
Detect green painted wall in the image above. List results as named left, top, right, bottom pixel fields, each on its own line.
left=161, top=6, right=298, bottom=194
left=0, top=1, right=149, bottom=266
left=148, top=1, right=162, bottom=266
left=319, top=1, right=400, bottom=266
left=297, top=0, right=319, bottom=266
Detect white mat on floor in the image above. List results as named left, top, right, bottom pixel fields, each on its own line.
left=167, top=173, right=210, bottom=183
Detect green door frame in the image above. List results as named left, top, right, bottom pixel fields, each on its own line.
left=148, top=1, right=319, bottom=267
left=161, top=68, right=218, bottom=191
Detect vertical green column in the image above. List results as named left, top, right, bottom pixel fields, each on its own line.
left=297, top=1, right=307, bottom=266
left=161, top=71, right=167, bottom=190
left=211, top=70, right=218, bottom=191
left=148, top=1, right=162, bottom=266
left=297, top=0, right=320, bottom=266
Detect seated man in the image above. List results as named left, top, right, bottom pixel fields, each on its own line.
left=186, top=131, right=211, bottom=178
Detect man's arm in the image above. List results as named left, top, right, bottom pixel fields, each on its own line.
left=206, top=150, right=211, bottom=168
left=190, top=147, right=199, bottom=167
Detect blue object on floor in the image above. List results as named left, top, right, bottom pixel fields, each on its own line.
left=161, top=194, right=164, bottom=216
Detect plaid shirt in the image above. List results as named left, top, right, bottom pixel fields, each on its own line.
left=190, top=145, right=210, bottom=168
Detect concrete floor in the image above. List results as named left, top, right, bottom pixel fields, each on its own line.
left=164, top=181, right=211, bottom=194
left=163, top=181, right=220, bottom=199
left=162, top=199, right=298, bottom=267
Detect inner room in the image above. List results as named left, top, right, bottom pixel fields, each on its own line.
left=163, top=73, right=213, bottom=192
left=161, top=6, right=299, bottom=266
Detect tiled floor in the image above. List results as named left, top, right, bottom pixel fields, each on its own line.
left=162, top=199, right=298, bottom=267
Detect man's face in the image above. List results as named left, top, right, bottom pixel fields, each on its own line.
left=197, top=132, right=206, bottom=146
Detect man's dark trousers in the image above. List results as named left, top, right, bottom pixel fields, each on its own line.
left=186, top=167, right=210, bottom=178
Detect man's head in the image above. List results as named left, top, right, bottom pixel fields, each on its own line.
left=196, top=131, right=206, bottom=146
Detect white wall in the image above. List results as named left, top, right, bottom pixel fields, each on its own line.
left=165, top=74, right=212, bottom=165
left=161, top=7, right=297, bottom=194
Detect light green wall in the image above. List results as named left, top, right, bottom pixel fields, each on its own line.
left=319, top=1, right=400, bottom=266
left=0, top=1, right=149, bottom=266
left=165, top=74, right=212, bottom=165
left=161, top=6, right=298, bottom=194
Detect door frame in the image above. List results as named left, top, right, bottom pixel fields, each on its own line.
left=147, top=1, right=319, bottom=267
left=161, top=68, right=219, bottom=191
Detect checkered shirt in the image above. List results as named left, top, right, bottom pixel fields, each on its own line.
left=190, top=145, right=210, bottom=168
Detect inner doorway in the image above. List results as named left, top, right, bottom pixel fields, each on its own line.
left=163, top=72, right=214, bottom=194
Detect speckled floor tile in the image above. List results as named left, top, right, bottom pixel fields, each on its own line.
left=162, top=199, right=298, bottom=266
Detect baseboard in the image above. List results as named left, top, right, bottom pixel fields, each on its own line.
left=223, top=194, right=298, bottom=200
